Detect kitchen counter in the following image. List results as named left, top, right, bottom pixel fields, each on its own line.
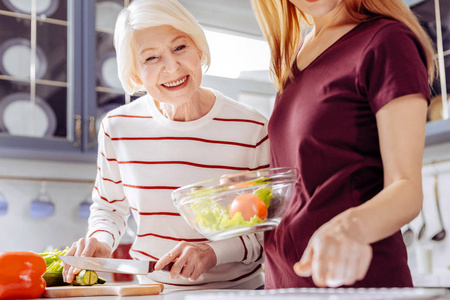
left=37, top=287, right=450, bottom=300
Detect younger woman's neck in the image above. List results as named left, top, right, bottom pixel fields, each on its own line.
left=311, top=4, right=350, bottom=37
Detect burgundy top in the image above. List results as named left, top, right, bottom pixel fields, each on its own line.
left=265, top=18, right=430, bottom=288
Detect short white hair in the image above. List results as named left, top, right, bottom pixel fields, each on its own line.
left=114, top=0, right=211, bottom=95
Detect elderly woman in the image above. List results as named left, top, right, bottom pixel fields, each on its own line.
left=62, top=0, right=269, bottom=290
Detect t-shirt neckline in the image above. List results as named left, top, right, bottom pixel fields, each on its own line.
left=293, top=20, right=368, bottom=75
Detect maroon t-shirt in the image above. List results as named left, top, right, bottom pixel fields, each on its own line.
left=265, top=18, right=430, bottom=288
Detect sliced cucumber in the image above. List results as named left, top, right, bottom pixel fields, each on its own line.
left=73, top=270, right=99, bottom=286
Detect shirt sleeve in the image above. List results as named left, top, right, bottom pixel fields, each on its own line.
left=208, top=232, right=264, bottom=265
left=357, top=21, right=431, bottom=114
left=86, top=116, right=130, bottom=252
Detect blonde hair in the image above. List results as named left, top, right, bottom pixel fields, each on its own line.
left=251, top=0, right=436, bottom=92
left=114, top=0, right=210, bottom=94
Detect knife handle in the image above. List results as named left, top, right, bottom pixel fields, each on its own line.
left=148, top=261, right=175, bottom=273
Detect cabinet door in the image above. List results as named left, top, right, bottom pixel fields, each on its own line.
left=83, top=0, right=133, bottom=155
left=0, top=0, right=84, bottom=158
left=409, top=0, right=450, bottom=145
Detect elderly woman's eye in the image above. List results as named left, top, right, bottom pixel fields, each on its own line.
left=175, top=45, right=186, bottom=51
left=146, top=56, right=157, bottom=62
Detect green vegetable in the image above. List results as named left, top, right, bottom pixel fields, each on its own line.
left=38, top=247, right=70, bottom=267
left=188, top=177, right=274, bottom=232
left=73, top=270, right=99, bottom=286
left=97, top=276, right=107, bottom=284
left=35, top=247, right=106, bottom=286
left=191, top=197, right=264, bottom=232
left=253, top=186, right=273, bottom=208
left=43, top=272, right=67, bottom=287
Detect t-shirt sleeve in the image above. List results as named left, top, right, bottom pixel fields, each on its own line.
left=357, top=22, right=431, bottom=113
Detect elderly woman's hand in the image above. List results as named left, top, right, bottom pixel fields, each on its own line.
left=155, top=242, right=217, bottom=281
left=293, top=210, right=373, bottom=287
left=62, top=237, right=112, bottom=283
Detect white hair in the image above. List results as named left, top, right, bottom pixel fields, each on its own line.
left=114, top=0, right=211, bottom=94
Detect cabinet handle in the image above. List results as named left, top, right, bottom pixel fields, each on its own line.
left=88, top=116, right=96, bottom=148
left=74, top=114, right=82, bottom=148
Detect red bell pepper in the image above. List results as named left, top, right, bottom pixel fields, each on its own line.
left=0, top=252, right=47, bottom=299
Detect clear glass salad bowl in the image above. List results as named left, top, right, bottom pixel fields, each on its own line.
left=172, top=167, right=297, bottom=241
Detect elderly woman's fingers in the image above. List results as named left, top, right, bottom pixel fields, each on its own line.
left=179, top=262, right=194, bottom=280
left=156, top=241, right=216, bottom=281
left=182, top=243, right=216, bottom=281
left=62, top=239, right=85, bottom=283
left=155, top=244, right=183, bottom=271
left=62, top=238, right=112, bottom=283
left=62, top=242, right=77, bottom=282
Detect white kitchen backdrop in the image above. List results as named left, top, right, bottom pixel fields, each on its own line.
left=0, top=158, right=96, bottom=252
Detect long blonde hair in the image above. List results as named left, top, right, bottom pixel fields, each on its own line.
left=251, top=0, right=436, bottom=92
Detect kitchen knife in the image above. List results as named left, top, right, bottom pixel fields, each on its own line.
left=59, top=256, right=173, bottom=275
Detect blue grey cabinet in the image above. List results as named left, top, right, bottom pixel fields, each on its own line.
left=0, top=0, right=131, bottom=162
left=0, top=0, right=89, bottom=161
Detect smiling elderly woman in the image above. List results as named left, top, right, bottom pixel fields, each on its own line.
left=62, top=0, right=269, bottom=290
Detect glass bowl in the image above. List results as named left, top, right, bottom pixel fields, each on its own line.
left=172, top=167, right=297, bottom=241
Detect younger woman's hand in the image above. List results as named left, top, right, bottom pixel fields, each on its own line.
left=155, top=241, right=217, bottom=281
left=293, top=210, right=373, bottom=287
left=62, top=237, right=112, bottom=283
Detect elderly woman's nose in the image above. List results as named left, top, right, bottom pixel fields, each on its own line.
left=163, top=55, right=180, bottom=73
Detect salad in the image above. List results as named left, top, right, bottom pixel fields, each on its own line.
left=189, top=183, right=274, bottom=233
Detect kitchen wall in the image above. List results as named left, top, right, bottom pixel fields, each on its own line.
left=0, top=157, right=96, bottom=253
left=0, top=142, right=450, bottom=287
left=406, top=143, right=450, bottom=287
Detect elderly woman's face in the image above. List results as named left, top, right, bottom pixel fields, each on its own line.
left=133, top=25, right=203, bottom=104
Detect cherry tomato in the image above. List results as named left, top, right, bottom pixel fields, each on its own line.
left=229, top=193, right=268, bottom=221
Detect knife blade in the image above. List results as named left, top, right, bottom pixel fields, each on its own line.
left=59, top=256, right=173, bottom=275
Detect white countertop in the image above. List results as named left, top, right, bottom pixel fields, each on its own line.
left=37, top=287, right=450, bottom=300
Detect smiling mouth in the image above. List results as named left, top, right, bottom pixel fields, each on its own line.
left=162, top=76, right=188, bottom=87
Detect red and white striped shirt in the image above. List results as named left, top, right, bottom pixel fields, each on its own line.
left=88, top=89, right=270, bottom=289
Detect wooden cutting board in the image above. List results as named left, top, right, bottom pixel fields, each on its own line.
left=43, top=283, right=164, bottom=298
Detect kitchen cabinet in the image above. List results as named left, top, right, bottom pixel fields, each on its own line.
left=0, top=0, right=87, bottom=161
left=409, top=0, right=450, bottom=146
left=0, top=0, right=134, bottom=162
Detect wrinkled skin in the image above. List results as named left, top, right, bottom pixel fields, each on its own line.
left=155, top=241, right=217, bottom=281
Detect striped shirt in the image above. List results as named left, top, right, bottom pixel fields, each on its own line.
left=87, top=88, right=270, bottom=289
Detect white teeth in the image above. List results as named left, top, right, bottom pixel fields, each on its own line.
left=163, top=76, right=187, bottom=87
